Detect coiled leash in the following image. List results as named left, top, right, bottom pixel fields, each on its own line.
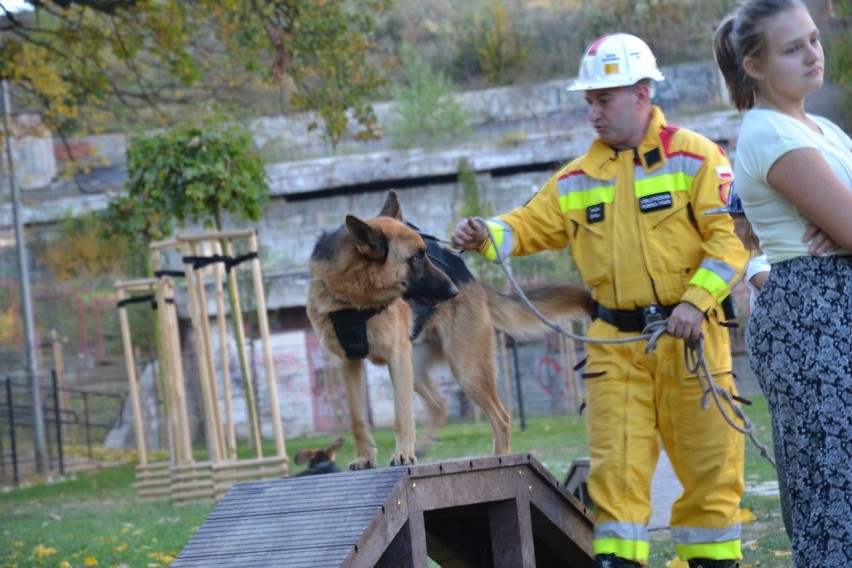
left=467, top=216, right=776, bottom=469
left=687, top=339, right=776, bottom=468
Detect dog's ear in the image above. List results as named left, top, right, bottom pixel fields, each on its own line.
left=346, top=215, right=388, bottom=260
left=325, top=437, right=344, bottom=461
left=294, top=448, right=317, bottom=466
left=379, top=190, right=403, bottom=221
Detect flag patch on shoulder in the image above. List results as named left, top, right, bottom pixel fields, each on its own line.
left=715, top=166, right=733, bottom=180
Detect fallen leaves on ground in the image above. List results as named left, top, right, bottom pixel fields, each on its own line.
left=32, top=544, right=58, bottom=559
left=741, top=508, right=758, bottom=523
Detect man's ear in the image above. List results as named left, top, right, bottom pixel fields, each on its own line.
left=633, top=83, right=652, bottom=109
left=743, top=56, right=764, bottom=81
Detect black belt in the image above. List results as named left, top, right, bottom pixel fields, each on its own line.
left=591, top=301, right=676, bottom=332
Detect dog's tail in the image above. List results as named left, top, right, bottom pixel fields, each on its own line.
left=484, top=282, right=592, bottom=340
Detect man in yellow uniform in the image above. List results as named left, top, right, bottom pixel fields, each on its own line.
left=452, top=34, right=748, bottom=568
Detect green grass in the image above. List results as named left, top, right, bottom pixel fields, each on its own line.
left=1, top=398, right=791, bottom=567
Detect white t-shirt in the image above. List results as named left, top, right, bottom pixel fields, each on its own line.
left=734, top=109, right=852, bottom=264
left=745, top=253, right=770, bottom=312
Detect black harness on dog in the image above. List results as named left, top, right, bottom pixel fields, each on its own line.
left=328, top=308, right=385, bottom=359
left=327, top=225, right=468, bottom=360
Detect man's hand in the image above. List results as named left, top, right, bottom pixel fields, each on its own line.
left=451, top=218, right=487, bottom=251
left=667, top=302, right=704, bottom=341
left=803, top=222, right=839, bottom=255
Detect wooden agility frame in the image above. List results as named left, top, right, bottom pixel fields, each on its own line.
left=115, top=277, right=179, bottom=500
left=140, top=229, right=288, bottom=504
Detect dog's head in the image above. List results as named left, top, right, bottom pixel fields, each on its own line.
left=344, top=191, right=458, bottom=307
left=294, top=437, right=344, bottom=475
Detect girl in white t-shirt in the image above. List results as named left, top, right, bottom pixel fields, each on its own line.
left=715, top=1, right=852, bottom=566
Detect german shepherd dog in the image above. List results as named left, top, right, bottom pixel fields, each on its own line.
left=306, top=191, right=590, bottom=470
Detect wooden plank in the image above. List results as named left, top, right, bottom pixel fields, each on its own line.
left=490, top=496, right=535, bottom=568
left=173, top=544, right=353, bottom=568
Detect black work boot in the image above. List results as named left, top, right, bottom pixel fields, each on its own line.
left=595, top=554, right=641, bottom=567
left=687, top=560, right=739, bottom=568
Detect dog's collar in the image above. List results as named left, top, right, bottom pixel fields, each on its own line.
left=328, top=307, right=387, bottom=359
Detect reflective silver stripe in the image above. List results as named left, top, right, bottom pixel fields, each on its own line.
left=488, top=218, right=514, bottom=261
left=594, top=521, right=649, bottom=542
left=557, top=173, right=617, bottom=212
left=557, top=171, right=616, bottom=195
left=671, top=524, right=742, bottom=544
left=634, top=153, right=703, bottom=182
left=700, top=257, right=739, bottom=284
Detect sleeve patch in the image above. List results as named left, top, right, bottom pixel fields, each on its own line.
left=715, top=165, right=733, bottom=180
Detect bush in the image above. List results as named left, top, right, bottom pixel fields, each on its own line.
left=387, top=45, right=472, bottom=149
left=574, top=0, right=740, bottom=65
left=824, top=17, right=852, bottom=129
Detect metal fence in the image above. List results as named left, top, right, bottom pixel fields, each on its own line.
left=0, top=370, right=126, bottom=486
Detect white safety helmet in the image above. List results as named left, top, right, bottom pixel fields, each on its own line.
left=566, top=33, right=665, bottom=92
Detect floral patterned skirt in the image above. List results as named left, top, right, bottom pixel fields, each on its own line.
left=746, top=254, right=852, bottom=567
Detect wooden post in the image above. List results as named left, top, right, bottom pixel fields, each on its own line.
left=192, top=240, right=226, bottom=461
left=180, top=240, right=223, bottom=464
left=115, top=284, right=150, bottom=467
left=248, top=231, right=286, bottom=458
left=211, top=241, right=237, bottom=461
left=150, top=241, right=194, bottom=465
left=222, top=239, right=263, bottom=458
left=168, top=281, right=194, bottom=464
left=156, top=277, right=193, bottom=464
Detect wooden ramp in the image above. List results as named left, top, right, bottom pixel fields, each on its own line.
left=172, top=453, right=595, bottom=568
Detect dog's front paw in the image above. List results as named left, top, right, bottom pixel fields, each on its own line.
left=348, top=458, right=377, bottom=471
left=389, top=452, right=417, bottom=467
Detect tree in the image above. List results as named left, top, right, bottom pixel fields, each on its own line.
left=0, top=0, right=390, bottom=149
left=388, top=44, right=471, bottom=149
left=101, top=114, right=268, bottom=247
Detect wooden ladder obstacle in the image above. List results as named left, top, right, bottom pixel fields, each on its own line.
left=172, top=453, right=595, bottom=568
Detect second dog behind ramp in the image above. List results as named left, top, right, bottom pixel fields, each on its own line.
left=294, top=437, right=345, bottom=476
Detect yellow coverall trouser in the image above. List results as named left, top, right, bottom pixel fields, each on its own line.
left=584, top=317, right=744, bottom=564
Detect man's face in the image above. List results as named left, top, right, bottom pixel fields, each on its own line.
left=585, top=86, right=642, bottom=150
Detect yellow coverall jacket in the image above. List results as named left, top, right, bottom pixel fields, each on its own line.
left=478, top=107, right=749, bottom=564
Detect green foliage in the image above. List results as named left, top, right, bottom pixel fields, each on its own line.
left=458, top=157, right=489, bottom=220
left=442, top=1, right=529, bottom=85
left=470, top=2, right=529, bottom=85
left=40, top=212, right=136, bottom=281
left=456, top=157, right=504, bottom=287
left=388, top=44, right=472, bottom=150
left=1, top=0, right=390, bottom=144
left=824, top=18, right=852, bottom=129
left=575, top=0, right=739, bottom=65
left=102, top=114, right=269, bottom=248
left=283, top=0, right=391, bottom=149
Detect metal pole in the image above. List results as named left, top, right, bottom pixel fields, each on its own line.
left=1, top=73, right=47, bottom=474
left=5, top=377, right=20, bottom=485
left=52, top=370, right=64, bottom=476
left=509, top=336, right=526, bottom=431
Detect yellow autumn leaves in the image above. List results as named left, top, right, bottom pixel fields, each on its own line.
left=8, top=532, right=176, bottom=567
